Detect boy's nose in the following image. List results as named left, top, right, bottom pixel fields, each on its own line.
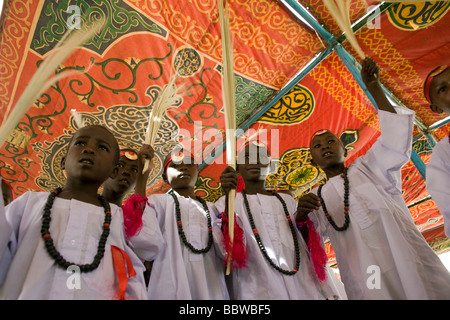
left=82, top=146, right=95, bottom=154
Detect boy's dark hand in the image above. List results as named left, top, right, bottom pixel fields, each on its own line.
left=138, top=144, right=155, bottom=175
left=361, top=57, right=379, bottom=88
left=220, top=166, right=238, bottom=194
left=296, top=192, right=321, bottom=222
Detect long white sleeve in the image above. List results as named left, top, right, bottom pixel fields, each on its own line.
left=426, top=138, right=450, bottom=237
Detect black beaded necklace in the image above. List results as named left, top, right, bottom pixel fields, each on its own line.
left=40, top=187, right=112, bottom=272
left=169, top=190, right=213, bottom=254
left=241, top=190, right=300, bottom=276
left=317, top=167, right=350, bottom=232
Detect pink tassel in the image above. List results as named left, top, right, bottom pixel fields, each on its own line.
left=122, top=194, right=147, bottom=239
left=220, top=211, right=248, bottom=269
left=298, top=218, right=328, bottom=282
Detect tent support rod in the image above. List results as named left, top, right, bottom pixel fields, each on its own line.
left=411, top=149, right=427, bottom=179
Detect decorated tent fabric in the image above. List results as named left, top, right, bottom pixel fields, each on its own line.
left=0, top=0, right=449, bottom=266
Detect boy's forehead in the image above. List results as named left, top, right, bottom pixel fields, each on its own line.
left=169, top=155, right=196, bottom=165
left=163, top=149, right=197, bottom=172
left=431, top=67, right=450, bottom=87
left=425, top=65, right=449, bottom=103
left=118, top=156, right=138, bottom=165
left=311, top=131, right=336, bottom=143
left=74, top=125, right=114, bottom=141
left=237, top=145, right=269, bottom=159
left=71, top=126, right=119, bottom=160
left=239, top=142, right=269, bottom=154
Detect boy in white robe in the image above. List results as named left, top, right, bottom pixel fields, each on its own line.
left=102, top=145, right=154, bottom=207
left=218, top=142, right=340, bottom=300
left=102, top=145, right=155, bottom=285
left=0, top=125, right=160, bottom=299
left=297, top=58, right=450, bottom=299
left=127, top=148, right=230, bottom=300
left=423, top=65, right=450, bottom=237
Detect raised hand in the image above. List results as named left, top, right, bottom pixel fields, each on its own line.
left=361, top=57, right=379, bottom=88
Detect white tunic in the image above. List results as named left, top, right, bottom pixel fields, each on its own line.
left=310, top=108, right=450, bottom=300
left=426, top=137, right=450, bottom=237
left=215, top=192, right=339, bottom=300
left=0, top=191, right=148, bottom=300
left=129, top=192, right=229, bottom=300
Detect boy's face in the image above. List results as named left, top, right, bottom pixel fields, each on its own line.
left=164, top=156, right=199, bottom=190
left=429, top=67, right=450, bottom=115
left=103, top=155, right=139, bottom=195
left=310, top=131, right=346, bottom=169
left=237, top=145, right=270, bottom=182
left=63, top=126, right=119, bottom=184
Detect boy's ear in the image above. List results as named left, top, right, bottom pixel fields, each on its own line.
left=61, top=156, right=66, bottom=170
left=430, top=104, right=444, bottom=114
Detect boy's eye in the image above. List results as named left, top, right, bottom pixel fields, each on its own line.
left=98, top=144, right=110, bottom=152
left=131, top=168, right=138, bottom=174
left=438, top=86, right=447, bottom=94
left=74, top=140, right=86, bottom=146
left=313, top=143, right=320, bottom=148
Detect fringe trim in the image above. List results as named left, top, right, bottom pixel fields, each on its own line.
left=122, top=194, right=147, bottom=239
left=298, top=218, right=328, bottom=282
left=220, top=211, right=248, bottom=269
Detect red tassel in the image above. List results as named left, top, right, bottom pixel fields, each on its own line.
left=220, top=212, right=248, bottom=269
left=303, top=218, right=328, bottom=282
left=122, top=194, right=147, bottom=239
left=236, top=175, right=245, bottom=193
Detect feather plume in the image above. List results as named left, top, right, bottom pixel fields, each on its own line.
left=142, top=72, right=184, bottom=173
left=323, top=0, right=365, bottom=60
left=70, top=109, right=85, bottom=128
left=218, top=0, right=237, bottom=275
left=0, top=18, right=104, bottom=147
